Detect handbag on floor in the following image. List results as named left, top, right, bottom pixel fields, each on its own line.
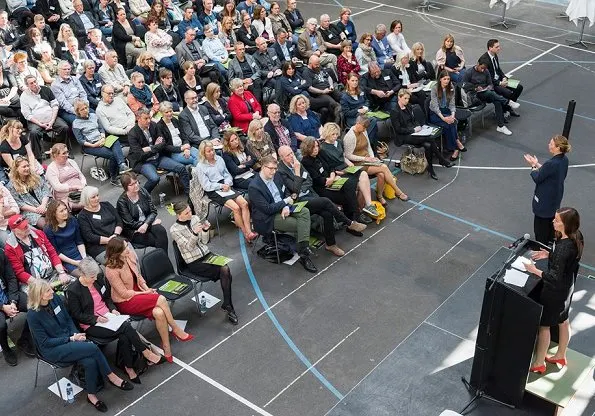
left=400, top=146, right=428, bottom=175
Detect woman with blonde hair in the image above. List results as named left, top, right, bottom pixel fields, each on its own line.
left=133, top=51, right=159, bottom=85
left=245, top=119, right=276, bottom=169
left=7, top=157, right=51, bottom=228
left=218, top=16, right=238, bottom=52
left=64, top=36, right=89, bottom=75
left=195, top=140, right=257, bottom=241
left=105, top=236, right=192, bottom=362
left=391, top=52, right=425, bottom=107
left=45, top=143, right=87, bottom=212
left=27, top=278, right=134, bottom=412
left=435, top=34, right=466, bottom=84
left=127, top=72, right=159, bottom=116
left=410, top=42, right=435, bottom=83
left=55, top=23, right=74, bottom=59
left=287, top=94, right=321, bottom=141
left=37, top=43, right=60, bottom=85
left=0, top=119, right=43, bottom=177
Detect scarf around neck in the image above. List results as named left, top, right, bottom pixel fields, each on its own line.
left=130, top=84, right=153, bottom=106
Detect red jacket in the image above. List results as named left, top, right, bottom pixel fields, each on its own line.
left=228, top=91, right=262, bottom=133
left=4, top=228, right=63, bottom=284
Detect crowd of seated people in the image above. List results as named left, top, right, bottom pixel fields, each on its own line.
left=0, top=1, right=527, bottom=410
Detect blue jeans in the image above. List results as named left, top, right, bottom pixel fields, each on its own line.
left=100, top=26, right=113, bottom=37
left=429, top=109, right=458, bottom=151
left=139, top=156, right=190, bottom=194
left=83, top=140, right=126, bottom=178
left=450, top=68, right=465, bottom=85
left=213, top=61, right=228, bottom=80
left=159, top=55, right=179, bottom=72
left=58, top=109, right=76, bottom=125
left=169, top=147, right=198, bottom=166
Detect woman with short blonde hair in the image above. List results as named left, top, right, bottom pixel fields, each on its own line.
left=8, top=157, right=51, bottom=228
left=288, top=94, right=321, bottom=141
left=46, top=142, right=87, bottom=211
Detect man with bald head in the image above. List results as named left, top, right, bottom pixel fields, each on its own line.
left=360, top=61, right=401, bottom=111
left=276, top=145, right=367, bottom=257
left=96, top=84, right=136, bottom=139
left=318, top=13, right=344, bottom=56
left=301, top=55, right=341, bottom=124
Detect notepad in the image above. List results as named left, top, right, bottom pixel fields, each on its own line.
left=344, top=165, right=362, bottom=174
left=507, top=78, right=520, bottom=89
left=327, top=177, right=348, bottom=190
left=235, top=171, right=254, bottom=180
left=204, top=254, right=233, bottom=266
left=94, top=312, right=130, bottom=331
left=503, top=268, right=529, bottom=287
left=216, top=189, right=235, bottom=197
left=159, top=280, right=189, bottom=295
left=511, top=255, right=534, bottom=271
left=423, top=80, right=437, bottom=91
left=411, top=125, right=439, bottom=136
left=103, top=135, right=118, bottom=148
left=291, top=201, right=308, bottom=213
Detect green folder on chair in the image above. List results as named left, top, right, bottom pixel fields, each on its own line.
left=367, top=111, right=391, bottom=120
left=103, top=135, right=118, bottom=148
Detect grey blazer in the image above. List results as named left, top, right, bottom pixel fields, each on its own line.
left=178, top=104, right=220, bottom=147
left=227, top=54, right=261, bottom=82
left=175, top=40, right=208, bottom=67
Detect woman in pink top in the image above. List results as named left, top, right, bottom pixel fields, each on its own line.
left=45, top=143, right=87, bottom=212
left=66, top=257, right=167, bottom=383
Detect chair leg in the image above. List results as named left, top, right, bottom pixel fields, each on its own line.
left=273, top=232, right=280, bottom=264
left=80, top=154, right=86, bottom=172
left=192, top=280, right=201, bottom=314
left=34, top=359, right=40, bottom=387
left=215, top=206, right=222, bottom=240
left=53, top=367, right=65, bottom=403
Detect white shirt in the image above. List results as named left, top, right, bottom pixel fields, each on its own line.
left=165, top=121, right=182, bottom=147
left=190, top=107, right=210, bottom=138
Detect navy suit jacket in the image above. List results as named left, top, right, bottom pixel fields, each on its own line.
left=27, top=296, right=78, bottom=363
left=248, top=173, right=288, bottom=235
left=531, top=153, right=568, bottom=218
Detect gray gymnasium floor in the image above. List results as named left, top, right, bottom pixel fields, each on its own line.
left=1, top=1, right=595, bottom=415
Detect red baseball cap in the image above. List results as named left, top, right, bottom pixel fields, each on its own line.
left=8, top=214, right=29, bottom=230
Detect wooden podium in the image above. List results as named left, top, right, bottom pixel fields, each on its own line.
left=468, top=242, right=545, bottom=407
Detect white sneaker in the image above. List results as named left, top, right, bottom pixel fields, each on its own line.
left=497, top=126, right=512, bottom=135
left=508, top=100, right=520, bottom=109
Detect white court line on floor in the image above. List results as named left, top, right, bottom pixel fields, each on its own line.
left=264, top=327, right=361, bottom=408
left=305, top=1, right=367, bottom=10
left=365, top=0, right=595, bottom=55
left=248, top=297, right=259, bottom=305
left=507, top=45, right=560, bottom=75
left=423, top=321, right=471, bottom=343
left=323, top=247, right=506, bottom=416
left=435, top=233, right=471, bottom=263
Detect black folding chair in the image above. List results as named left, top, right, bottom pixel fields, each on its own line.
left=31, top=332, right=72, bottom=404
left=139, top=248, right=193, bottom=306
left=172, top=241, right=214, bottom=314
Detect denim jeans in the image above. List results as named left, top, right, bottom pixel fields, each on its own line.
left=169, top=147, right=199, bottom=166
left=83, top=140, right=126, bottom=179
left=159, top=55, right=179, bottom=72
left=139, top=156, right=190, bottom=194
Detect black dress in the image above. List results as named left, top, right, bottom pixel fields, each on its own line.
left=538, top=237, right=580, bottom=326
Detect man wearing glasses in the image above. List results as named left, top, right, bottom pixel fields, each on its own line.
left=20, top=75, right=68, bottom=154
left=175, top=27, right=221, bottom=84
left=50, top=60, right=88, bottom=124
left=98, top=51, right=131, bottom=97
left=96, top=85, right=136, bottom=141
left=248, top=155, right=318, bottom=273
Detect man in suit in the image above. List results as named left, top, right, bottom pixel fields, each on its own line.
left=228, top=41, right=263, bottom=102
left=127, top=108, right=190, bottom=194
left=371, top=24, right=394, bottom=68
left=178, top=89, right=220, bottom=148
left=68, top=0, right=99, bottom=46
left=277, top=145, right=366, bottom=257
left=175, top=27, right=221, bottom=84
left=360, top=61, right=401, bottom=111
left=479, top=39, right=523, bottom=117
left=298, top=18, right=337, bottom=75
left=253, top=36, right=282, bottom=91
left=248, top=155, right=317, bottom=273
left=272, top=28, right=299, bottom=66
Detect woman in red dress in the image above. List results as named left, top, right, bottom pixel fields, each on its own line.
left=105, top=237, right=192, bottom=362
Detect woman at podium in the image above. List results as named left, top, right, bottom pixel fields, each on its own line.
left=524, top=207, right=583, bottom=374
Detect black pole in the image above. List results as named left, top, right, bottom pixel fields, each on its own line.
left=562, top=100, right=576, bottom=140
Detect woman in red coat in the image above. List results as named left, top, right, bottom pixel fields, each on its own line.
left=228, top=78, right=262, bottom=133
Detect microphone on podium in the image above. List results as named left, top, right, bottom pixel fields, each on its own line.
left=509, top=233, right=531, bottom=251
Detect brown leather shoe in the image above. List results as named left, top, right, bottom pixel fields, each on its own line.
left=325, top=245, right=345, bottom=257
left=347, top=221, right=367, bottom=232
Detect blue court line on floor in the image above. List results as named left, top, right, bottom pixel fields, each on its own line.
left=238, top=232, right=345, bottom=400
left=502, top=60, right=595, bottom=64
left=519, top=99, right=595, bottom=123
left=407, top=199, right=595, bottom=272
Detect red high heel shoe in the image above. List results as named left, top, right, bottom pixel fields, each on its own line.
left=545, top=356, right=567, bottom=366
left=161, top=346, right=173, bottom=363
left=171, top=332, right=194, bottom=342
left=529, top=364, right=546, bottom=374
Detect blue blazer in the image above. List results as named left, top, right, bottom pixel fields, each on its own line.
left=27, top=295, right=78, bottom=363
left=340, top=91, right=369, bottom=128
left=531, top=153, right=568, bottom=218
left=247, top=173, right=288, bottom=235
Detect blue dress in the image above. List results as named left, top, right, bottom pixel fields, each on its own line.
left=288, top=110, right=321, bottom=138
left=44, top=217, right=84, bottom=273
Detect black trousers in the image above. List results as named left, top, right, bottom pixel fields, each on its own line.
left=302, top=196, right=350, bottom=246
left=85, top=321, right=147, bottom=368
left=130, top=224, right=169, bottom=252
left=477, top=90, right=508, bottom=127
left=185, top=261, right=233, bottom=310
left=534, top=215, right=555, bottom=246
left=317, top=174, right=360, bottom=220
left=494, top=83, right=523, bottom=103
left=309, top=93, right=341, bottom=125
left=0, top=292, right=29, bottom=351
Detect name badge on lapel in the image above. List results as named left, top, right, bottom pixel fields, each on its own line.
left=383, top=76, right=390, bottom=81
left=92, top=214, right=102, bottom=220
left=100, top=286, right=106, bottom=294
left=301, top=171, right=307, bottom=178
left=281, top=184, right=286, bottom=192
left=54, top=305, right=62, bottom=315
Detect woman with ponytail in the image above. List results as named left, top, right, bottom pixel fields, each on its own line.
left=525, top=207, right=584, bottom=374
